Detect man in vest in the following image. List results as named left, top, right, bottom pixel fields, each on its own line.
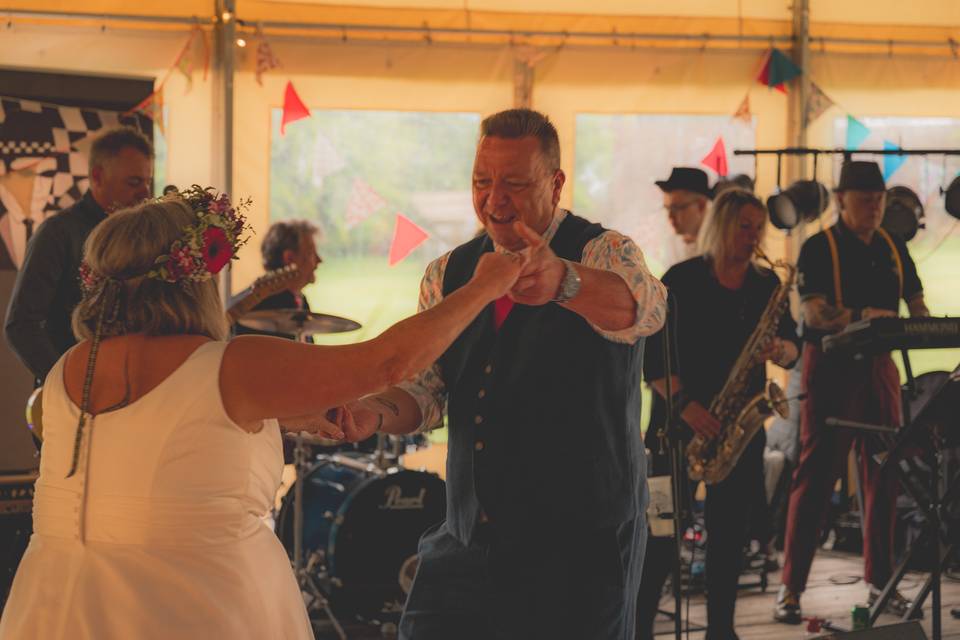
left=337, top=108, right=667, bottom=639
left=775, top=161, right=929, bottom=624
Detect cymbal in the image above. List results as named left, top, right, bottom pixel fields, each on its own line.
left=237, top=309, right=361, bottom=335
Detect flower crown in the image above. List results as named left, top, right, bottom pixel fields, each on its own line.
left=80, top=185, right=251, bottom=293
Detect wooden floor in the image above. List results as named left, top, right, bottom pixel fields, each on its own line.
left=651, top=550, right=960, bottom=639
left=311, top=549, right=960, bottom=639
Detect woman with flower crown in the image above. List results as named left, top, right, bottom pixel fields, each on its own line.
left=0, top=188, right=526, bottom=640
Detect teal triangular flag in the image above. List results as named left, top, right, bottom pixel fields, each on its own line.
left=846, top=115, right=871, bottom=150
left=768, top=49, right=802, bottom=87
left=883, top=141, right=907, bottom=181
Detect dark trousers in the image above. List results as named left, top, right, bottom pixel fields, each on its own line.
left=635, top=431, right=765, bottom=640
left=399, top=516, right=646, bottom=640
left=781, top=344, right=901, bottom=593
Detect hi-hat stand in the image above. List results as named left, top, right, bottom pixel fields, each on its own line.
left=289, top=321, right=347, bottom=640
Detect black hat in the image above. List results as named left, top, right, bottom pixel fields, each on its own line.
left=835, top=161, right=885, bottom=192
left=656, top=167, right=713, bottom=199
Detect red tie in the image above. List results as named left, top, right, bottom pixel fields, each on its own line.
left=493, top=295, right=514, bottom=330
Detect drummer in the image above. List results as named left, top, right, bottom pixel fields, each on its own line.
left=233, top=220, right=322, bottom=341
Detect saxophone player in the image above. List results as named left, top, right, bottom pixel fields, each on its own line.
left=636, top=189, right=800, bottom=640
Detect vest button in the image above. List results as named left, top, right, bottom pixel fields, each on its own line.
left=474, top=415, right=483, bottom=424
left=478, top=389, right=486, bottom=399
left=475, top=440, right=485, bottom=451
left=484, top=364, right=493, bottom=374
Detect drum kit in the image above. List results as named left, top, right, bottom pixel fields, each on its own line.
left=234, top=307, right=446, bottom=638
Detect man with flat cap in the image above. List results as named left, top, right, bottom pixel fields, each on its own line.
left=656, top=167, right=712, bottom=263
left=775, top=160, right=929, bottom=624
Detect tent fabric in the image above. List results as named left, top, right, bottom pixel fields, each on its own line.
left=1, top=3, right=958, bottom=287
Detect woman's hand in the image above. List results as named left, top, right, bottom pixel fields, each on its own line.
left=336, top=400, right=384, bottom=443
left=469, top=250, right=526, bottom=300
left=681, top=401, right=722, bottom=440
left=278, top=410, right=345, bottom=440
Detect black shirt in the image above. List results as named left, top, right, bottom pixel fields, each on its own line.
left=797, top=218, right=922, bottom=344
left=4, top=192, right=106, bottom=382
left=643, top=257, right=800, bottom=455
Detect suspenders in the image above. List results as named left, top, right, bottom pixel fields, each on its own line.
left=823, top=226, right=904, bottom=309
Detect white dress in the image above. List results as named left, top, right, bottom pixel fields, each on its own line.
left=0, top=341, right=312, bottom=640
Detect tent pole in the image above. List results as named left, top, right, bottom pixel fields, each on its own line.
left=214, top=0, right=236, bottom=305
left=787, top=0, right=812, bottom=253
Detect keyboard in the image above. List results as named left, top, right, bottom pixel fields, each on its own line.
left=822, top=317, right=960, bottom=355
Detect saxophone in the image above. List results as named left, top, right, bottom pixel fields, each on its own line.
left=686, top=249, right=796, bottom=485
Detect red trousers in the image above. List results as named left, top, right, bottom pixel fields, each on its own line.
left=781, top=343, right=901, bottom=593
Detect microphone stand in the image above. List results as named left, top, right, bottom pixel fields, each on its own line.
left=658, top=293, right=686, bottom=640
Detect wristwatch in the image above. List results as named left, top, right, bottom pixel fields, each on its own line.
left=552, top=259, right=582, bottom=304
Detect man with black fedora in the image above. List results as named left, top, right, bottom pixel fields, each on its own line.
left=775, top=160, right=929, bottom=624
left=656, top=167, right=713, bottom=262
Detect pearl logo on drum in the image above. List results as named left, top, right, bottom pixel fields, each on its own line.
left=380, top=485, right=427, bottom=510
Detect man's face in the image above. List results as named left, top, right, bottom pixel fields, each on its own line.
left=730, top=203, right=766, bottom=264
left=663, top=190, right=706, bottom=241
left=284, top=233, right=322, bottom=290
left=90, top=147, right=153, bottom=213
left=472, top=136, right=564, bottom=252
left=838, top=190, right=885, bottom=237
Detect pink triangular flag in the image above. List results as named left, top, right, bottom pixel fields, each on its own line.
left=388, top=213, right=429, bottom=266
left=281, top=81, right=310, bottom=135
left=701, top=137, right=728, bottom=177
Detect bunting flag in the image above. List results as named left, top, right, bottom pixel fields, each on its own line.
left=345, top=177, right=386, bottom=228
left=883, top=141, right=907, bottom=181
left=255, top=31, right=281, bottom=86
left=280, top=81, right=310, bottom=135
left=757, top=48, right=801, bottom=94
left=311, top=132, right=346, bottom=187
left=129, top=88, right=165, bottom=136
left=701, top=136, right=728, bottom=177
left=732, top=94, right=752, bottom=123
left=173, top=30, right=200, bottom=92
left=388, top=213, right=430, bottom=266
left=805, top=82, right=835, bottom=125
left=845, top=115, right=871, bottom=150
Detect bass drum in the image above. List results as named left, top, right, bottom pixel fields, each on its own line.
left=276, top=454, right=446, bottom=622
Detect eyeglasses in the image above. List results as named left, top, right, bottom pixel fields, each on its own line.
left=664, top=200, right=698, bottom=214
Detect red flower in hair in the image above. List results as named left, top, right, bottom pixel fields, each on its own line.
left=201, top=227, right=232, bottom=274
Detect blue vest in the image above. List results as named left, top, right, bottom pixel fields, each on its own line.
left=439, top=213, right=647, bottom=545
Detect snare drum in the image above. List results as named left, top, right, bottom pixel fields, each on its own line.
left=276, top=453, right=445, bottom=622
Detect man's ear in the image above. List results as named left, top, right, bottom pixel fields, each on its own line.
left=281, top=248, right=296, bottom=265
left=90, top=163, right=103, bottom=189
left=551, top=169, right=566, bottom=207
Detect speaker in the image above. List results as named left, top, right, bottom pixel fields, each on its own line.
left=815, top=621, right=927, bottom=639
left=0, top=473, right=35, bottom=612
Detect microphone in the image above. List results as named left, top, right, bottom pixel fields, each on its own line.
left=162, top=184, right=179, bottom=195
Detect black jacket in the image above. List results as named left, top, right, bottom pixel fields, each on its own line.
left=4, top=192, right=106, bottom=382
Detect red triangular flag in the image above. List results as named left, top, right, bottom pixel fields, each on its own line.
left=281, top=81, right=310, bottom=135
left=701, top=137, right=728, bottom=177
left=388, top=213, right=429, bottom=266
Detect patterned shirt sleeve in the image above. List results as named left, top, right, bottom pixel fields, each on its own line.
left=580, top=230, right=668, bottom=344
left=395, top=252, right=451, bottom=433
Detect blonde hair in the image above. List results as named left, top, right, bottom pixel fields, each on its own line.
left=697, top=188, right=767, bottom=267
left=72, top=198, right=228, bottom=341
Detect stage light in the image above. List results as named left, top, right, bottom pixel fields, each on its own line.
left=766, top=180, right=829, bottom=230
left=943, top=175, right=960, bottom=220
left=236, top=37, right=247, bottom=47
left=882, top=186, right=924, bottom=241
